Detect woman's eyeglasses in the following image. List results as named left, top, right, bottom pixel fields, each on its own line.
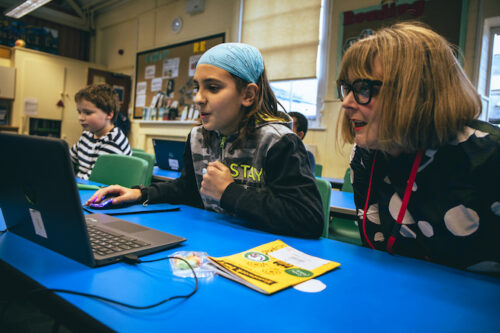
left=337, top=79, right=382, bottom=105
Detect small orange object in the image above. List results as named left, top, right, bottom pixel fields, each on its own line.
left=15, top=39, right=25, bottom=47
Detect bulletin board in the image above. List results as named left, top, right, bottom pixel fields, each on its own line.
left=133, top=33, right=225, bottom=119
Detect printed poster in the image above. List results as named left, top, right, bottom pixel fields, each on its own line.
left=24, top=98, right=38, bottom=116
left=163, top=57, right=180, bottom=79
left=135, top=94, right=146, bottom=107
left=136, top=81, right=147, bottom=95
left=145, top=65, right=156, bottom=79
left=188, top=55, right=202, bottom=77
left=151, top=78, right=163, bottom=92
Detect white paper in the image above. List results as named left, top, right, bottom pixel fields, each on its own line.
left=136, top=81, right=147, bottom=95
left=24, top=98, right=38, bottom=116
left=145, top=65, right=156, bottom=79
left=293, top=279, right=326, bottom=293
left=188, top=54, right=202, bottom=76
left=150, top=94, right=159, bottom=108
left=269, top=246, right=330, bottom=271
left=180, top=107, right=187, bottom=121
left=151, top=78, right=163, bottom=92
left=29, top=208, right=47, bottom=238
left=135, top=94, right=146, bottom=107
left=163, top=57, right=180, bottom=78
left=169, top=159, right=180, bottom=170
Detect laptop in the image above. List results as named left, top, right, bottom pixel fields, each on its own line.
left=152, top=138, right=185, bottom=171
left=0, top=133, right=186, bottom=267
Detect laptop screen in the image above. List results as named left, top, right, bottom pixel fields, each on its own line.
left=0, top=133, right=96, bottom=266
left=152, top=139, right=185, bottom=171
left=0, top=133, right=186, bottom=267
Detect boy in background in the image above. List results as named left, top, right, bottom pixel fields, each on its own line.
left=289, top=111, right=315, bottom=174
left=70, top=83, right=131, bottom=180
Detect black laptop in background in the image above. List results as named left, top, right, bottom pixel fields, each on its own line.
left=152, top=139, right=185, bottom=171
left=0, top=133, right=185, bottom=267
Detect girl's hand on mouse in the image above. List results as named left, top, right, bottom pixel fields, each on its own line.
left=85, top=185, right=142, bottom=206
left=200, top=161, right=234, bottom=201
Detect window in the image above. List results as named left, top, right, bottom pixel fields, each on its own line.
left=486, top=28, right=500, bottom=124
left=271, top=79, right=317, bottom=118
left=241, top=0, right=328, bottom=124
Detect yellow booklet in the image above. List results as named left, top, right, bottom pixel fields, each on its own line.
left=208, top=240, right=340, bottom=294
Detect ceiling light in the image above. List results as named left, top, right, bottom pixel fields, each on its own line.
left=4, top=0, right=53, bottom=19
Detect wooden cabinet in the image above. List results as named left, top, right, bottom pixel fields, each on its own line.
left=11, top=48, right=104, bottom=144
left=0, top=66, right=15, bottom=99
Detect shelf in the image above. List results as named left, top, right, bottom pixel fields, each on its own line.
left=0, top=125, right=19, bottom=133
left=134, top=120, right=198, bottom=125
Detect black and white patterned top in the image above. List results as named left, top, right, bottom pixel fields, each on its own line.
left=69, top=127, right=131, bottom=180
left=350, top=120, right=500, bottom=274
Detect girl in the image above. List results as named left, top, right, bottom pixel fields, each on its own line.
left=337, top=22, right=500, bottom=274
left=88, top=43, right=323, bottom=238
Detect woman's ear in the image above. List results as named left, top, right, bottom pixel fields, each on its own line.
left=241, top=83, right=258, bottom=107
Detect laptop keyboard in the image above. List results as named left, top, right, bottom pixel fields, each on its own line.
left=86, top=224, right=150, bottom=256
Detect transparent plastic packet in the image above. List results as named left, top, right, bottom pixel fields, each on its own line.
left=169, top=251, right=215, bottom=278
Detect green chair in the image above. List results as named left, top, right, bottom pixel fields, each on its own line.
left=341, top=167, right=354, bottom=193
left=131, top=148, right=145, bottom=153
left=314, top=164, right=323, bottom=177
left=132, top=150, right=156, bottom=186
left=315, top=177, right=331, bottom=238
left=329, top=168, right=362, bottom=246
left=89, top=154, right=148, bottom=188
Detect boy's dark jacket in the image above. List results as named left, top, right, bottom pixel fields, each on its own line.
left=137, top=115, right=323, bottom=238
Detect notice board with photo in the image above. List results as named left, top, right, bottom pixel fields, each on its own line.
left=133, top=33, right=225, bottom=119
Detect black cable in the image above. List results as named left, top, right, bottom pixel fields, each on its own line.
left=0, top=255, right=198, bottom=323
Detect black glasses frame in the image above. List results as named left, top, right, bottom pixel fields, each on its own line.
left=337, top=79, right=382, bottom=105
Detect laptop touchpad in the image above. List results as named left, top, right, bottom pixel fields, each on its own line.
left=106, top=221, right=148, bottom=233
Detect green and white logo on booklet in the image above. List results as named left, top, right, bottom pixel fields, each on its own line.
left=243, top=251, right=270, bottom=262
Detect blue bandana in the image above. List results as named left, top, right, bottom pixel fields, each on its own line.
left=197, top=43, right=264, bottom=83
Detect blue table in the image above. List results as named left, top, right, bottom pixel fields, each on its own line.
left=152, top=166, right=181, bottom=181
left=330, top=190, right=356, bottom=216
left=1, top=195, right=499, bottom=332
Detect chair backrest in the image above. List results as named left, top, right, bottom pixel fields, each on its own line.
left=330, top=167, right=361, bottom=246
left=341, top=168, right=354, bottom=193
left=89, top=154, right=148, bottom=188
left=131, top=148, right=145, bottom=153
left=314, top=164, right=323, bottom=177
left=132, top=150, right=156, bottom=186
left=315, top=177, right=331, bottom=238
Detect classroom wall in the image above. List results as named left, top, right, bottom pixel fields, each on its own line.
left=91, top=0, right=500, bottom=179
left=92, top=0, right=239, bottom=151
left=10, top=47, right=104, bottom=145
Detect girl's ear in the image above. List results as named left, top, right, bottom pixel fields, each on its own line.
left=241, top=83, right=258, bottom=107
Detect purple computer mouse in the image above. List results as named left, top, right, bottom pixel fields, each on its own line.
left=88, top=195, right=117, bottom=209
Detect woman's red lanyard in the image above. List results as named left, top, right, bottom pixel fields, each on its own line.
left=362, top=150, right=423, bottom=253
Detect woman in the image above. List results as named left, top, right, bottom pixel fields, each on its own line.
left=337, top=22, right=500, bottom=274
